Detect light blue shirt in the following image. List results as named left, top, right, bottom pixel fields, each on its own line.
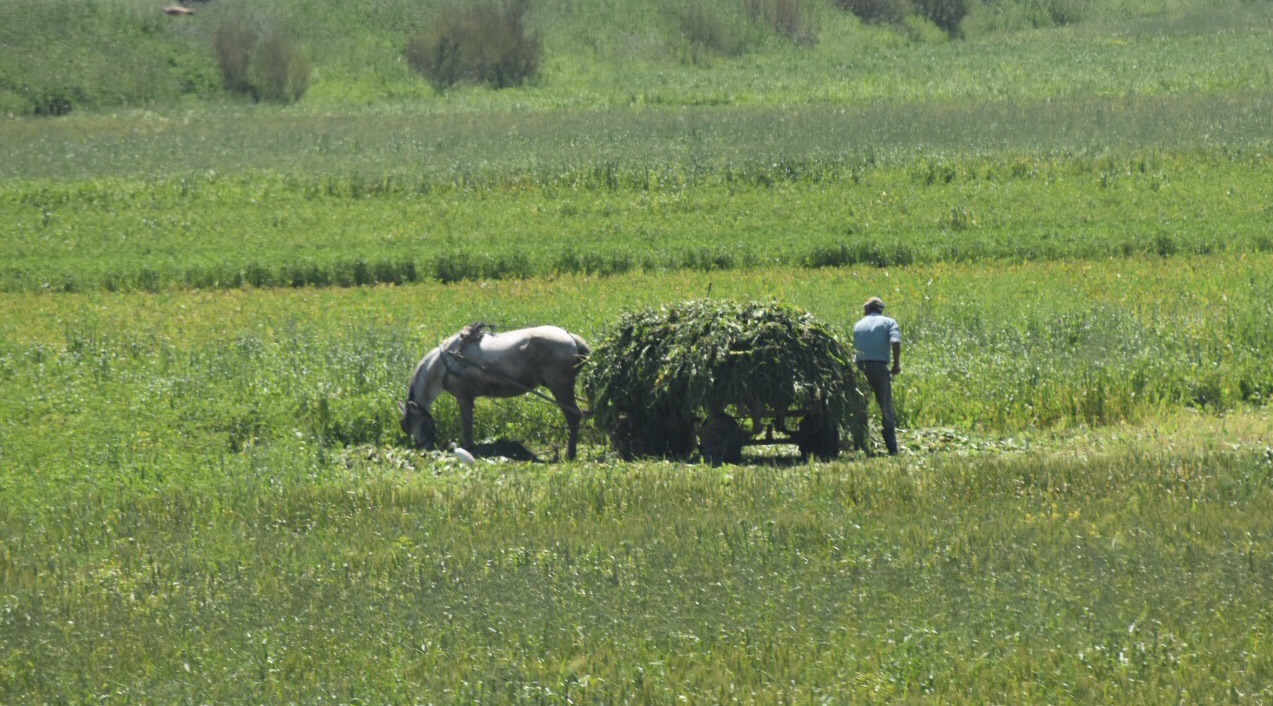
left=853, top=313, right=900, bottom=363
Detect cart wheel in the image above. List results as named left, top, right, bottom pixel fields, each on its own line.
left=698, top=415, right=746, bottom=466
left=796, top=413, right=841, bottom=461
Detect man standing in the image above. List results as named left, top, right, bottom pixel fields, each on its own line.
left=852, top=296, right=901, bottom=455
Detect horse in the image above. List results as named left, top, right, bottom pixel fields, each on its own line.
left=400, top=324, right=591, bottom=460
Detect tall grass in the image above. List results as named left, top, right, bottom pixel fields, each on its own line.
left=5, top=90, right=1272, bottom=181
left=2, top=420, right=1270, bottom=702
left=1, top=223, right=1269, bottom=703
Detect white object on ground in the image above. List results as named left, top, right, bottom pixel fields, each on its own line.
left=454, top=447, right=476, bottom=465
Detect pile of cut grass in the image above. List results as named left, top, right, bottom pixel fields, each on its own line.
left=584, top=299, right=869, bottom=460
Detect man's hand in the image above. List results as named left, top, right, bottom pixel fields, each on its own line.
left=891, top=363, right=901, bottom=376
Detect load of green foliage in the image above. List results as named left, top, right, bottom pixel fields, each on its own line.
left=583, top=299, right=869, bottom=460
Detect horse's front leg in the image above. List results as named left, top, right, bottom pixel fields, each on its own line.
left=457, top=395, right=477, bottom=451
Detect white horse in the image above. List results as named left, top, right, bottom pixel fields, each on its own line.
left=400, top=324, right=591, bottom=460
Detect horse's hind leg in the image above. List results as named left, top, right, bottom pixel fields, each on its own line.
left=549, top=384, right=583, bottom=461
left=566, top=413, right=580, bottom=461
left=565, top=412, right=581, bottom=461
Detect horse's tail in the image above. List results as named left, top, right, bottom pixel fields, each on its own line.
left=570, top=333, right=592, bottom=365
left=569, top=333, right=594, bottom=418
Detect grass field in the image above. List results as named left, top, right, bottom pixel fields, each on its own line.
left=4, top=137, right=1272, bottom=292
left=2, top=258, right=1271, bottom=702
left=3, top=414, right=1271, bottom=702
left=3, top=0, right=1273, bottom=701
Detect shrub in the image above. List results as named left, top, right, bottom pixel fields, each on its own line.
left=253, top=26, right=313, bottom=103
left=213, top=17, right=255, bottom=95
left=912, top=0, right=969, bottom=36
left=742, top=0, right=819, bottom=45
left=29, top=87, right=77, bottom=117
left=1043, top=0, right=1086, bottom=26
left=968, top=0, right=1087, bottom=32
left=405, top=0, right=542, bottom=90
left=213, top=16, right=312, bottom=102
left=680, top=2, right=745, bottom=64
left=835, top=0, right=912, bottom=25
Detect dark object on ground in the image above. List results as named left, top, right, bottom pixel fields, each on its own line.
left=471, top=438, right=541, bottom=462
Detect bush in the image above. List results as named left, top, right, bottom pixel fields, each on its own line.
left=405, top=0, right=542, bottom=90
left=967, top=0, right=1087, bottom=33
left=680, top=2, right=745, bottom=64
left=742, top=0, right=819, bottom=45
left=912, top=0, right=969, bottom=36
left=253, top=26, right=313, bottom=102
left=213, top=16, right=312, bottom=102
left=29, top=87, right=77, bottom=117
left=213, top=17, right=255, bottom=95
left=835, top=0, right=913, bottom=25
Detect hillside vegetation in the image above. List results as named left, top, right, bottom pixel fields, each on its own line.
left=2, top=0, right=1272, bottom=116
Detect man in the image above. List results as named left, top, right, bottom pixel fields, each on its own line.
left=852, top=296, right=901, bottom=455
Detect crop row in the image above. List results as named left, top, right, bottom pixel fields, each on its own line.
left=3, top=147, right=1271, bottom=293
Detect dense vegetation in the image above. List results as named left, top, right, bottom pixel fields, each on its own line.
left=3, top=0, right=1273, bottom=115
left=3, top=144, right=1271, bottom=292
left=3, top=0, right=1272, bottom=701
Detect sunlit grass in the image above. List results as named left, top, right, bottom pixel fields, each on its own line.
left=2, top=411, right=1270, bottom=702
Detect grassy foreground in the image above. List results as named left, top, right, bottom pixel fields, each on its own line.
left=2, top=413, right=1271, bottom=703
left=1, top=256, right=1270, bottom=701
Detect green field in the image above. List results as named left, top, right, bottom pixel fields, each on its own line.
left=3, top=0, right=1273, bottom=702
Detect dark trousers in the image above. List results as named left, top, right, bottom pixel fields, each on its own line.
left=859, top=361, right=898, bottom=455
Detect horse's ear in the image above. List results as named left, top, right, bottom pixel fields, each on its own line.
left=407, top=400, right=420, bottom=411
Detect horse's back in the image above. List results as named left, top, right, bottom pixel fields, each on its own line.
left=481, top=326, right=584, bottom=357
left=446, top=325, right=585, bottom=389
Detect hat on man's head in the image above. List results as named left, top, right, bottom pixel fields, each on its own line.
left=864, top=297, right=885, bottom=313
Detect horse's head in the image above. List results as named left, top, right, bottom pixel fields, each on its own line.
left=399, top=400, right=437, bottom=449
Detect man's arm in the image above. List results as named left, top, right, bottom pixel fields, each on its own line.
left=891, top=341, right=901, bottom=376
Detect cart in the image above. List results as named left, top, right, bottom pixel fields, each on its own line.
left=583, top=300, right=869, bottom=464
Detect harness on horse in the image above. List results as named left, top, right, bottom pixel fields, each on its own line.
left=458, top=322, right=490, bottom=346
left=439, top=322, right=494, bottom=385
